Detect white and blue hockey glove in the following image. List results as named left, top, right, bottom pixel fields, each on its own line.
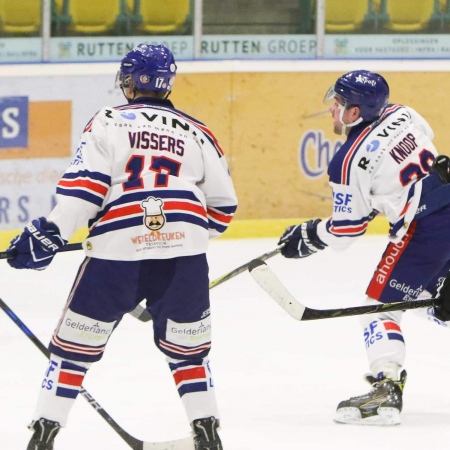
left=433, top=272, right=450, bottom=321
left=278, top=219, right=327, bottom=259
left=6, top=217, right=67, bottom=270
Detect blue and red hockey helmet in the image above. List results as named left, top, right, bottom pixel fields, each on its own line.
left=116, top=44, right=177, bottom=93
left=324, top=70, right=390, bottom=122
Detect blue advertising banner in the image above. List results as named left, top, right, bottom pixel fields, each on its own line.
left=0, top=96, right=28, bottom=149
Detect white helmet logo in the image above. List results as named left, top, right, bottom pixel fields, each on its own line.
left=355, top=74, right=376, bottom=86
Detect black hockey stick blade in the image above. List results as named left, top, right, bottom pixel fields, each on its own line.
left=248, top=259, right=441, bottom=321
left=0, top=242, right=83, bottom=260
left=130, top=244, right=285, bottom=322
left=0, top=297, right=194, bottom=450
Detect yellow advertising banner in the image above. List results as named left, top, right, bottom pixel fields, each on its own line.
left=0, top=70, right=445, bottom=247
left=172, top=71, right=449, bottom=226
left=0, top=100, right=71, bottom=159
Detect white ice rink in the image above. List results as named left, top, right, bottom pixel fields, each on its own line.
left=1, top=235, right=450, bottom=450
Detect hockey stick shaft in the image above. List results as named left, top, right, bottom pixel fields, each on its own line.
left=209, top=245, right=283, bottom=289
left=0, top=297, right=194, bottom=450
left=248, top=259, right=441, bottom=321
left=0, top=242, right=83, bottom=260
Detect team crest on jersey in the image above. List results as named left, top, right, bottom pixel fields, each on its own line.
left=366, top=140, right=380, bottom=152
left=141, top=196, right=166, bottom=231
left=120, top=112, right=136, bottom=120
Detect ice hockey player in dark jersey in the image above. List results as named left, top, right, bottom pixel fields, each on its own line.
left=7, top=44, right=237, bottom=449
left=278, top=70, right=450, bottom=426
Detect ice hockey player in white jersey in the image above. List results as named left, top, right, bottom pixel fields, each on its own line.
left=6, top=44, right=237, bottom=449
left=278, top=70, right=450, bottom=426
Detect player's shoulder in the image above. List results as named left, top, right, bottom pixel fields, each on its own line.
left=169, top=107, right=224, bottom=155
left=82, top=105, right=119, bottom=132
left=171, top=107, right=206, bottom=127
left=377, top=103, right=410, bottom=124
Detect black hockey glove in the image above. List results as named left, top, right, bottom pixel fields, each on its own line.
left=433, top=273, right=450, bottom=321
left=6, top=217, right=67, bottom=271
left=278, top=219, right=327, bottom=259
left=430, top=155, right=450, bottom=184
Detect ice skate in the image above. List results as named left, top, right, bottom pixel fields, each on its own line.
left=191, top=416, right=223, bottom=450
left=27, top=417, right=60, bottom=450
left=334, top=370, right=406, bottom=426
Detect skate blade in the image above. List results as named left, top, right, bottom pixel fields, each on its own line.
left=334, top=407, right=401, bottom=426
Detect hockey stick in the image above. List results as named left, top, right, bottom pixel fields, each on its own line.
left=130, top=245, right=284, bottom=322
left=209, top=245, right=283, bottom=289
left=248, top=259, right=441, bottom=320
left=0, top=297, right=194, bottom=450
left=0, top=242, right=83, bottom=259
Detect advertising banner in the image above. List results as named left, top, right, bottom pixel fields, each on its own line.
left=0, top=68, right=448, bottom=234
left=50, top=36, right=193, bottom=61
left=325, top=34, right=450, bottom=58
left=0, top=38, right=42, bottom=63
left=0, top=97, right=72, bottom=229
left=6, top=35, right=450, bottom=64
left=0, top=75, right=122, bottom=230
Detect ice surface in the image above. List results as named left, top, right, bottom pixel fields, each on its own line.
left=1, top=236, right=449, bottom=449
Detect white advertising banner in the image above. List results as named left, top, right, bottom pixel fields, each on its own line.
left=49, top=35, right=317, bottom=61
left=324, top=34, right=450, bottom=58
left=0, top=38, right=42, bottom=63
left=3, top=34, right=450, bottom=64
left=50, top=36, right=194, bottom=61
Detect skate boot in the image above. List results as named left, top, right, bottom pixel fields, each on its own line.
left=334, top=370, right=407, bottom=426
left=191, top=416, right=223, bottom=450
left=27, top=417, right=61, bottom=450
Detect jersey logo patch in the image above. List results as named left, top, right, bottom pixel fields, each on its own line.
left=366, top=140, right=380, bottom=152
left=120, top=112, right=136, bottom=120
left=141, top=196, right=166, bottom=230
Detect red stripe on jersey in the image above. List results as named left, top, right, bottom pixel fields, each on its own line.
left=58, top=371, right=85, bottom=386
left=99, top=200, right=207, bottom=224
left=383, top=321, right=401, bottom=332
left=173, top=367, right=206, bottom=385
left=329, top=222, right=368, bottom=235
left=398, top=199, right=411, bottom=217
left=207, top=208, right=233, bottom=224
left=165, top=201, right=207, bottom=217
left=101, top=204, right=142, bottom=222
left=366, top=222, right=417, bottom=300
left=380, top=104, right=403, bottom=119
left=83, top=112, right=99, bottom=132
left=196, top=123, right=224, bottom=155
left=58, top=179, right=108, bottom=196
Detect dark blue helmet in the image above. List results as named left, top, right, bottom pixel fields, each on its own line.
left=116, top=44, right=177, bottom=93
left=325, top=70, right=389, bottom=122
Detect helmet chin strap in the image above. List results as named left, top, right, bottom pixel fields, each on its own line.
left=338, top=104, right=363, bottom=135
left=121, top=86, right=137, bottom=103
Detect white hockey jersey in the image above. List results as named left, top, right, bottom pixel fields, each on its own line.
left=47, top=97, right=238, bottom=261
left=317, top=104, right=438, bottom=251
